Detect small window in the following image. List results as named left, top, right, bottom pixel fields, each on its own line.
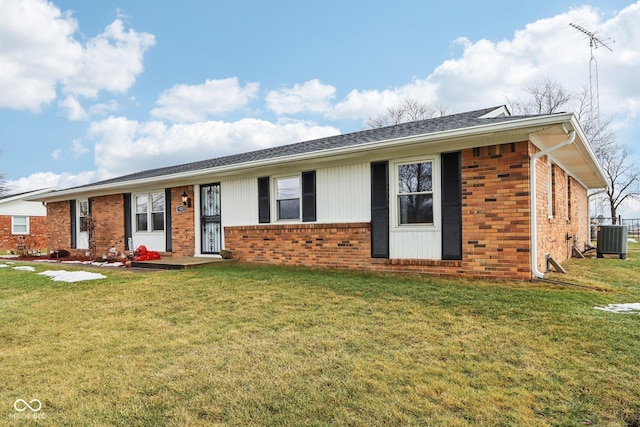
left=151, top=192, right=165, bottom=231
left=134, top=192, right=164, bottom=232
left=397, top=161, right=434, bottom=225
left=78, top=200, right=89, bottom=232
left=276, top=177, right=300, bottom=220
left=12, top=216, right=29, bottom=234
left=135, top=195, right=148, bottom=231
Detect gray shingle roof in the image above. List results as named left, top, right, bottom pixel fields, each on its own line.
left=69, top=106, right=542, bottom=190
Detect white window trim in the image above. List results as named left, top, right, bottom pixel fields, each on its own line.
left=390, top=155, right=441, bottom=231
left=133, top=191, right=166, bottom=233
left=11, top=216, right=29, bottom=235
left=273, top=174, right=301, bottom=222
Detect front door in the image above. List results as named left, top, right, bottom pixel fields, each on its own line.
left=200, top=183, right=222, bottom=254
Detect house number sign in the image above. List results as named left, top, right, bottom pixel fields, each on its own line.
left=176, top=205, right=186, bottom=213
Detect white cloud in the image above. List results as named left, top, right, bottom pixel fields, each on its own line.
left=329, top=79, right=438, bottom=121
left=150, top=78, right=259, bottom=122
left=266, top=79, right=336, bottom=115
left=59, top=95, right=87, bottom=121
left=58, top=95, right=118, bottom=121
left=72, top=139, right=89, bottom=157
left=310, top=4, right=640, bottom=126
left=51, top=149, right=61, bottom=160
left=4, top=170, right=106, bottom=194
left=88, top=116, right=340, bottom=177
left=0, top=1, right=154, bottom=113
left=62, top=19, right=155, bottom=98
left=0, top=0, right=81, bottom=111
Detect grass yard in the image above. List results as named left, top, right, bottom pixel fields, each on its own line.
left=1, top=246, right=640, bottom=426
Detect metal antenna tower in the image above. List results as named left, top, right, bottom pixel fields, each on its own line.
left=569, top=23, right=614, bottom=126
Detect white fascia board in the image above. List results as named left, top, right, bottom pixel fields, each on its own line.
left=4, top=188, right=57, bottom=204
left=32, top=114, right=579, bottom=202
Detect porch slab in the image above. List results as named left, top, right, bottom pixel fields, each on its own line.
left=131, top=256, right=236, bottom=270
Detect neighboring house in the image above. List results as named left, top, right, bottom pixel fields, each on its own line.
left=28, top=107, right=608, bottom=280
left=0, top=188, right=55, bottom=254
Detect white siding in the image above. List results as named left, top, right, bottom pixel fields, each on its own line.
left=0, top=199, right=47, bottom=216
left=316, top=163, right=370, bottom=223
left=221, top=177, right=259, bottom=226
left=389, top=229, right=442, bottom=259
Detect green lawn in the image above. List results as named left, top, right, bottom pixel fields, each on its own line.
left=1, top=246, right=640, bottom=426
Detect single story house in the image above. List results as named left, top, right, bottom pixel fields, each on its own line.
left=0, top=188, right=55, bottom=254
left=29, top=106, right=608, bottom=280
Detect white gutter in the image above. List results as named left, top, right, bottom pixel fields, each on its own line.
left=530, top=130, right=576, bottom=279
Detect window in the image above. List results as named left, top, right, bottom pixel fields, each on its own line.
left=12, top=216, right=29, bottom=234
left=78, top=200, right=89, bottom=232
left=397, top=161, right=434, bottom=225
left=276, top=177, right=300, bottom=220
left=135, top=192, right=165, bottom=232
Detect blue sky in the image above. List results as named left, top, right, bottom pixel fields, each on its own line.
left=1, top=0, right=639, bottom=215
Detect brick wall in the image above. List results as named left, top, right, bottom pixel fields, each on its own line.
left=533, top=146, right=590, bottom=273
left=170, top=185, right=196, bottom=256
left=459, top=142, right=532, bottom=280
left=224, top=142, right=590, bottom=281
left=0, top=215, right=47, bottom=253
left=224, top=143, right=535, bottom=280
left=225, top=223, right=373, bottom=270
left=90, top=194, right=126, bottom=258
left=45, top=189, right=197, bottom=259
left=47, top=201, right=74, bottom=255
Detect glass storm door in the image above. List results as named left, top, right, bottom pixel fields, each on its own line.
left=200, top=183, right=222, bottom=254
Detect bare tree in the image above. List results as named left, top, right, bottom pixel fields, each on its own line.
left=510, top=78, right=640, bottom=222
left=508, top=78, right=573, bottom=115
left=367, top=98, right=451, bottom=128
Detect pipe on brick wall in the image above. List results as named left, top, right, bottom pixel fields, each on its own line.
left=530, top=130, right=576, bottom=279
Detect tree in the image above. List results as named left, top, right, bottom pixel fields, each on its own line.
left=367, top=98, right=451, bottom=128
left=507, top=78, right=572, bottom=115
left=509, top=78, right=640, bottom=223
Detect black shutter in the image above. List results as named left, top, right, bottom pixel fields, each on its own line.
left=70, top=200, right=77, bottom=249
left=258, top=177, right=270, bottom=223
left=165, top=188, right=172, bottom=252
left=371, top=161, right=389, bottom=258
left=441, top=151, right=462, bottom=260
left=301, top=171, right=316, bottom=222
left=124, top=194, right=132, bottom=251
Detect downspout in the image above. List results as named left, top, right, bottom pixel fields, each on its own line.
left=530, top=130, right=576, bottom=279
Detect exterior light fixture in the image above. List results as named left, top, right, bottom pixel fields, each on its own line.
left=181, top=191, right=192, bottom=208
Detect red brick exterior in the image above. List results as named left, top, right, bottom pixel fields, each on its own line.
left=225, top=223, right=373, bottom=270
left=0, top=215, right=47, bottom=253
left=91, top=194, right=126, bottom=258
left=532, top=144, right=590, bottom=274
left=459, top=142, right=532, bottom=279
left=170, top=185, right=196, bottom=256
left=47, top=201, right=73, bottom=255
left=225, top=142, right=590, bottom=280
left=43, top=141, right=591, bottom=280
left=46, top=189, right=197, bottom=259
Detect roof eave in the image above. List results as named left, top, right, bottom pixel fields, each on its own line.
left=32, top=113, right=597, bottom=202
